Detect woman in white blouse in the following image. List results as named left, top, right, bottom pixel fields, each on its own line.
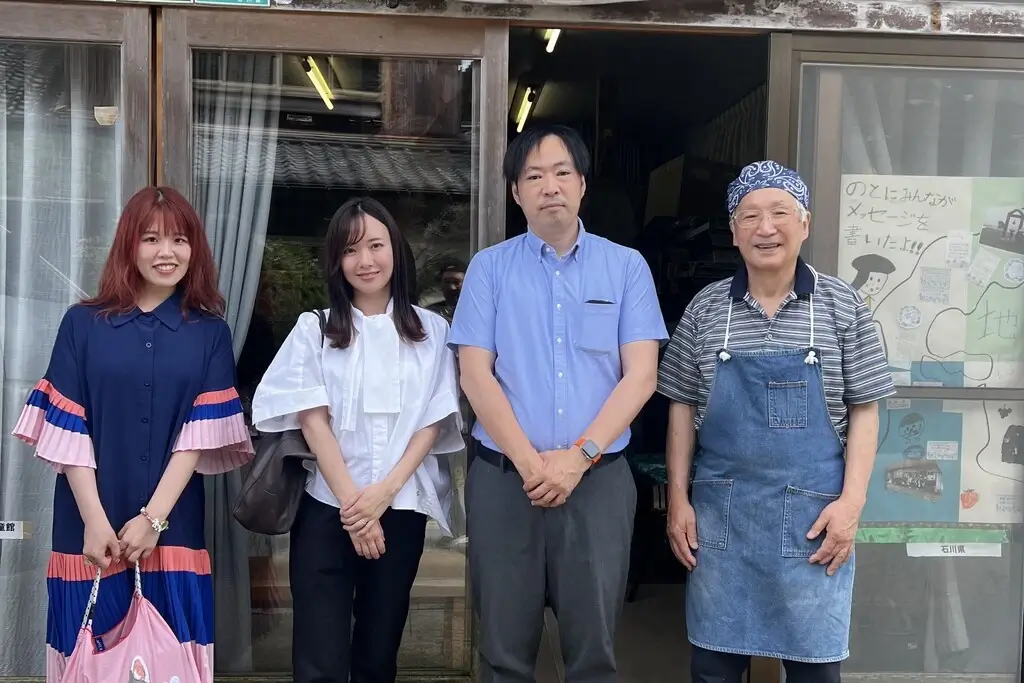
left=251, top=197, right=464, bottom=683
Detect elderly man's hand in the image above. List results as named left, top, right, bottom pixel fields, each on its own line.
left=807, top=496, right=862, bottom=576
left=667, top=496, right=698, bottom=571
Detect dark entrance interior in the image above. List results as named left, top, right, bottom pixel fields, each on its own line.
left=506, top=27, right=771, bottom=683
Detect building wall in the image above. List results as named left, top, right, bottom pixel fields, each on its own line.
left=214, top=0, right=1024, bottom=38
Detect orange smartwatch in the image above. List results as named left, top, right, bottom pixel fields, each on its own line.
left=574, top=437, right=602, bottom=464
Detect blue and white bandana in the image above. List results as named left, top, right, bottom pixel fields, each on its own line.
left=726, top=160, right=810, bottom=214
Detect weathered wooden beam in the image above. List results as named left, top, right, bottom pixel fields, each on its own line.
left=12, top=0, right=1024, bottom=38
left=264, top=0, right=1024, bottom=37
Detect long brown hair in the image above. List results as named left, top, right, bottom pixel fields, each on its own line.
left=84, top=187, right=225, bottom=316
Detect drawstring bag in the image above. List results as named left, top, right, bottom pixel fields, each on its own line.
left=61, top=562, right=202, bottom=683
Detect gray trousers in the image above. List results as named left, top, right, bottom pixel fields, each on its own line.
left=466, top=445, right=637, bottom=683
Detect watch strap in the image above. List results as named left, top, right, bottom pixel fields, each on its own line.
left=574, top=437, right=602, bottom=463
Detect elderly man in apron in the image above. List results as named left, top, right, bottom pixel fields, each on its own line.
left=656, top=161, right=896, bottom=682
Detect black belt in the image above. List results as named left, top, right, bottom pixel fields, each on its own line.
left=474, top=443, right=622, bottom=474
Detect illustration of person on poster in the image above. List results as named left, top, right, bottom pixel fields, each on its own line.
left=850, top=253, right=896, bottom=311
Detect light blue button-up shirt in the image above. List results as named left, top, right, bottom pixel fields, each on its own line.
left=449, top=223, right=668, bottom=454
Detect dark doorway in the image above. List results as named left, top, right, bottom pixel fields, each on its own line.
left=506, top=26, right=771, bottom=683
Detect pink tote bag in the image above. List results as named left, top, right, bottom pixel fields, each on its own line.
left=61, top=562, right=202, bottom=683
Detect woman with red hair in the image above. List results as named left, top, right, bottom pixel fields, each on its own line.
left=11, top=186, right=254, bottom=683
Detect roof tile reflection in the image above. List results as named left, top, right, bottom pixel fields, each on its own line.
left=193, top=129, right=473, bottom=195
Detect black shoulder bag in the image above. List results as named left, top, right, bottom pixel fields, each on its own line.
left=232, top=309, right=327, bottom=536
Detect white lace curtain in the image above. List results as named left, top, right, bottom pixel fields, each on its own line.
left=0, top=41, right=122, bottom=677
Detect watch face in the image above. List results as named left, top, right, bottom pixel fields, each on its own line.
left=581, top=440, right=599, bottom=459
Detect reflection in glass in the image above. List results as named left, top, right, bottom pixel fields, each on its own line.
left=192, top=50, right=476, bottom=675
left=802, top=65, right=1024, bottom=391
left=800, top=63, right=1024, bottom=677
left=0, top=40, right=123, bottom=676
left=851, top=398, right=1024, bottom=675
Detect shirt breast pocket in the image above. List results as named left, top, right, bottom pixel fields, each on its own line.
left=578, top=301, right=620, bottom=354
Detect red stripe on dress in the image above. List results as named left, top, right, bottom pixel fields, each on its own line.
left=33, top=379, right=86, bottom=417
left=192, top=388, right=240, bottom=406
left=47, top=546, right=211, bottom=581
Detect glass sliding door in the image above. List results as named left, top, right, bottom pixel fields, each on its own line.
left=0, top=3, right=151, bottom=677
left=159, top=9, right=507, bottom=678
left=788, top=34, right=1024, bottom=683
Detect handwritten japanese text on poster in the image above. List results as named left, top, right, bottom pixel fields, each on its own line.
left=837, top=175, right=1024, bottom=390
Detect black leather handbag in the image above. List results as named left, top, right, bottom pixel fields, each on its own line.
left=231, top=309, right=327, bottom=535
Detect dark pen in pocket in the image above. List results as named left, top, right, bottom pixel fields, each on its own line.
left=585, top=299, right=615, bottom=305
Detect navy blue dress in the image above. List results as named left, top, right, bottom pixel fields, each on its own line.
left=12, top=293, right=253, bottom=683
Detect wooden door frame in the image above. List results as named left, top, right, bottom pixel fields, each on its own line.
left=156, top=8, right=508, bottom=253
left=0, top=1, right=152, bottom=201
left=765, top=28, right=1024, bottom=683
left=154, top=10, right=509, bottom=680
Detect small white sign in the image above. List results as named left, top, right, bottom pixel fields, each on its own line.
left=0, top=521, right=31, bottom=540
left=887, top=398, right=912, bottom=410
left=996, top=495, right=1022, bottom=516
left=906, top=542, right=1002, bottom=558
left=926, top=440, right=959, bottom=460
left=944, top=230, right=971, bottom=269
left=967, top=248, right=1001, bottom=287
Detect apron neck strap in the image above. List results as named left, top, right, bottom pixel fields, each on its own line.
left=719, top=265, right=820, bottom=365
left=805, top=266, right=819, bottom=365
left=718, top=302, right=735, bottom=362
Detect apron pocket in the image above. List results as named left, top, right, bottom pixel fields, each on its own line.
left=782, top=485, right=839, bottom=558
left=768, top=380, right=808, bottom=428
left=691, top=479, right=733, bottom=551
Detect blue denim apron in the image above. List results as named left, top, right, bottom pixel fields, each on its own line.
left=686, top=280, right=854, bottom=663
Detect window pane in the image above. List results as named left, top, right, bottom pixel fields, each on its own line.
left=192, top=50, right=475, bottom=676
left=849, top=398, right=1024, bottom=675
left=800, top=63, right=1024, bottom=679
left=0, top=40, right=123, bottom=677
left=802, top=65, right=1024, bottom=390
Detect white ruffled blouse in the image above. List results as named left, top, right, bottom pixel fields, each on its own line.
left=251, top=302, right=464, bottom=535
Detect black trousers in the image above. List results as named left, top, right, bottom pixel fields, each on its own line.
left=691, top=646, right=842, bottom=683
left=290, top=493, right=428, bottom=683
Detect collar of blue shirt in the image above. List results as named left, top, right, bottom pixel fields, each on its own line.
left=524, top=218, right=587, bottom=260
left=729, top=255, right=815, bottom=301
left=110, top=290, right=184, bottom=330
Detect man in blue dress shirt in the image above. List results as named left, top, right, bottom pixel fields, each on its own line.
left=449, top=123, right=668, bottom=683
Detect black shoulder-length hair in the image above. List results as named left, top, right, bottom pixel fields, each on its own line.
left=322, top=197, right=426, bottom=349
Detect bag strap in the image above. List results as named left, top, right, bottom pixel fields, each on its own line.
left=81, top=561, right=142, bottom=629
left=312, top=308, right=328, bottom=348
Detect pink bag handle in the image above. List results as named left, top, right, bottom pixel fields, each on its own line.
left=80, top=562, right=143, bottom=630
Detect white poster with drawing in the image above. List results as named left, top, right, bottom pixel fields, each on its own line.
left=837, top=175, right=1024, bottom=389
left=953, top=400, right=1024, bottom=524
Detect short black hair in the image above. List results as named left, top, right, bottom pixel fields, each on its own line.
left=439, top=259, right=467, bottom=279
left=503, top=123, right=591, bottom=184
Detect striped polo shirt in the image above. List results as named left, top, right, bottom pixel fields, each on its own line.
left=657, top=257, right=895, bottom=441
